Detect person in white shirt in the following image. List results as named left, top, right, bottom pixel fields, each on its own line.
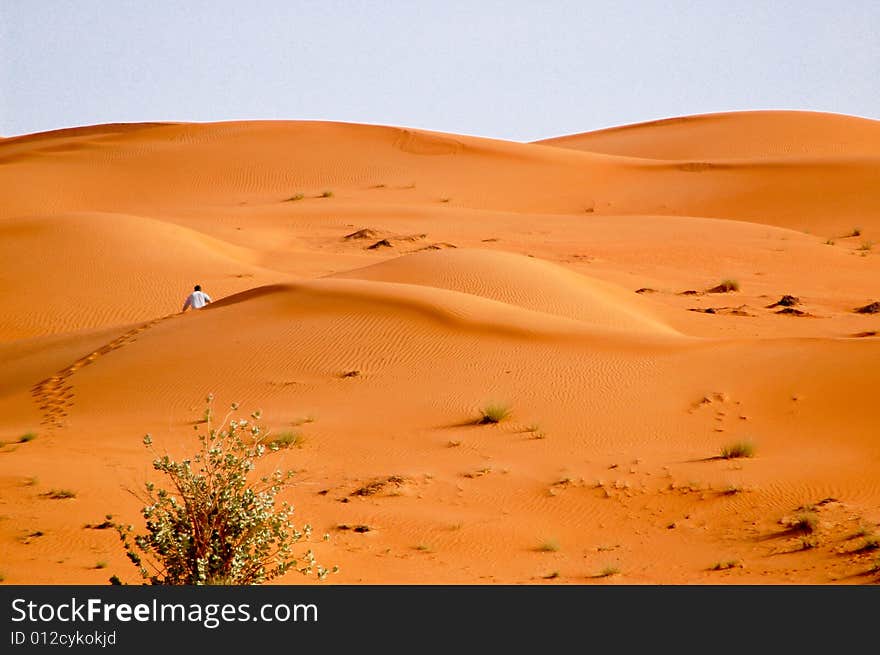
left=182, top=284, right=212, bottom=312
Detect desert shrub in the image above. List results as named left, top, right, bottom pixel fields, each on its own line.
left=720, top=440, right=754, bottom=459
left=860, top=535, right=880, bottom=551
left=789, top=511, right=818, bottom=534
left=597, top=566, right=620, bottom=577
left=709, top=279, right=740, bottom=293
left=320, top=190, right=334, bottom=198
left=478, top=403, right=511, bottom=424
left=711, top=560, right=739, bottom=570
left=115, top=396, right=336, bottom=585
left=269, top=431, right=304, bottom=449
left=19, top=432, right=37, bottom=443
left=537, top=539, right=560, bottom=552
left=285, top=193, right=305, bottom=202
left=45, top=489, right=76, bottom=499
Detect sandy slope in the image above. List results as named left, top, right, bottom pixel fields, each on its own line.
left=0, top=111, right=878, bottom=585
left=535, top=110, right=880, bottom=158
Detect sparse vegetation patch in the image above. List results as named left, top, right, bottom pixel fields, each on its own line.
left=115, top=396, right=335, bottom=585
left=44, top=489, right=76, bottom=499
left=478, top=403, right=511, bottom=424
left=720, top=440, right=754, bottom=459
left=352, top=475, right=406, bottom=497
left=708, top=279, right=740, bottom=293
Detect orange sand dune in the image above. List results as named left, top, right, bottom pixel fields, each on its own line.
left=0, top=212, right=275, bottom=340
left=0, top=111, right=879, bottom=585
left=536, top=110, right=880, bottom=159
left=1, top=116, right=878, bottom=234
left=333, top=248, right=678, bottom=335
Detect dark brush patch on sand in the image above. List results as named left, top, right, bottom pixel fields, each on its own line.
left=854, top=301, right=880, bottom=314
left=776, top=307, right=812, bottom=317
left=707, top=282, right=739, bottom=294
left=344, top=228, right=381, bottom=240
left=688, top=306, right=754, bottom=316
left=352, top=475, right=406, bottom=497
left=767, top=295, right=800, bottom=308
left=417, top=242, right=457, bottom=251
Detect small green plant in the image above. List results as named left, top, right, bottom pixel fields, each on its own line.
left=597, top=566, right=620, bottom=577
left=709, top=279, right=740, bottom=293
left=860, top=535, right=880, bottom=551
left=115, top=396, right=336, bottom=585
left=824, top=239, right=835, bottom=245
left=711, top=560, right=739, bottom=570
left=19, top=432, right=37, bottom=443
left=269, top=431, right=304, bottom=450
left=720, top=440, right=754, bottom=459
left=45, top=489, right=76, bottom=499
left=850, top=227, right=862, bottom=237
left=95, top=561, right=108, bottom=569
left=537, top=539, right=560, bottom=553
left=543, top=570, right=560, bottom=579
left=414, top=544, right=433, bottom=553
left=284, top=193, right=305, bottom=202
left=789, top=511, right=819, bottom=534
left=478, top=403, right=511, bottom=424
left=320, top=190, right=334, bottom=198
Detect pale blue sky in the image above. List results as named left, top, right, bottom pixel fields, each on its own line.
left=1, top=1, right=878, bottom=140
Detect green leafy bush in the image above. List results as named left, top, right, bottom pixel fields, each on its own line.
left=116, top=396, right=336, bottom=585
